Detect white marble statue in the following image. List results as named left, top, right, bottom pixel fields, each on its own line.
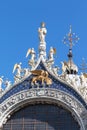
left=0, top=76, right=3, bottom=88
left=38, top=22, right=47, bottom=43
left=0, top=76, right=4, bottom=94
left=13, top=62, right=22, bottom=82
left=4, top=80, right=12, bottom=91
left=26, top=48, right=36, bottom=67
left=26, top=48, right=35, bottom=61
left=61, top=61, right=78, bottom=75
left=61, top=61, right=68, bottom=74
left=48, top=47, right=56, bottom=61
left=46, top=47, right=56, bottom=68
left=80, top=73, right=87, bottom=86
left=23, top=68, right=30, bottom=77
left=52, top=66, right=59, bottom=75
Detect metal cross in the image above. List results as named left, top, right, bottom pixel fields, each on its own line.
left=63, top=25, right=79, bottom=49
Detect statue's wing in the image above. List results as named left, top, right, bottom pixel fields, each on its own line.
left=31, top=70, right=44, bottom=76
left=64, top=61, right=68, bottom=66
left=53, top=48, right=56, bottom=54
left=26, top=49, right=31, bottom=58
left=13, top=64, right=17, bottom=73
left=83, top=73, right=87, bottom=78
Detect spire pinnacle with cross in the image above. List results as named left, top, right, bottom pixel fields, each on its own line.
left=63, top=25, right=79, bottom=61
left=63, top=25, right=79, bottom=49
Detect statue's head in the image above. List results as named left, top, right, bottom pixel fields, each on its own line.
left=41, top=22, right=45, bottom=28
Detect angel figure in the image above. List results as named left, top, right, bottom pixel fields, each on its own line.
left=38, top=22, right=47, bottom=43
left=61, top=61, right=69, bottom=74
left=48, top=47, right=56, bottom=61
left=0, top=76, right=4, bottom=92
left=47, top=47, right=56, bottom=68
left=4, top=80, right=12, bottom=91
left=23, top=68, right=30, bottom=77
left=26, top=48, right=36, bottom=67
left=13, top=62, right=22, bottom=82
left=80, top=73, right=87, bottom=86
left=52, top=66, right=59, bottom=76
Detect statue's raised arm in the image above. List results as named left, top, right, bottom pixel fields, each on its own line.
left=38, top=22, right=47, bottom=43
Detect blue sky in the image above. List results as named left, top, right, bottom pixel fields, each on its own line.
left=0, top=0, right=87, bottom=83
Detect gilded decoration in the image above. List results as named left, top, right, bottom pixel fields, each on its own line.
left=31, top=70, right=52, bottom=86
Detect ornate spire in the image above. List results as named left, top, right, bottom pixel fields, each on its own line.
left=63, top=25, right=79, bottom=62
left=38, top=22, right=47, bottom=60
left=62, top=26, right=79, bottom=74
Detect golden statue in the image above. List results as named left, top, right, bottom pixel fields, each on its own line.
left=31, top=70, right=52, bottom=86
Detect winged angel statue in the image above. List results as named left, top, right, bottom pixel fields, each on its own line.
left=0, top=76, right=4, bottom=92
left=47, top=47, right=56, bottom=67
left=31, top=70, right=52, bottom=87
left=48, top=47, right=56, bottom=61
left=26, top=48, right=36, bottom=68
left=13, top=63, right=22, bottom=82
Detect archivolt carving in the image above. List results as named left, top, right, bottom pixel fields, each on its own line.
left=0, top=88, right=86, bottom=130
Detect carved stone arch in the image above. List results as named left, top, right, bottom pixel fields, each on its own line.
left=0, top=88, right=86, bottom=130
